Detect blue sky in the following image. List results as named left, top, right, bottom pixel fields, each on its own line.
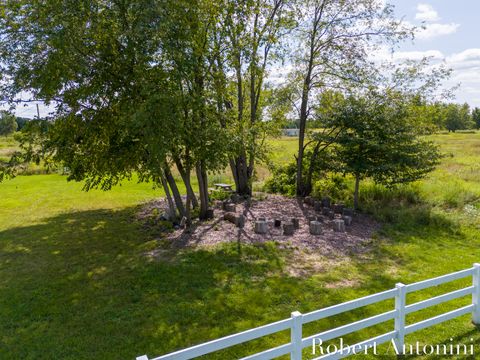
left=7, top=0, right=480, bottom=118
left=387, top=0, right=480, bottom=107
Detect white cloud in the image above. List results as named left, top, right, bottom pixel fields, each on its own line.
left=415, top=3, right=440, bottom=22
left=370, top=48, right=480, bottom=107
left=446, top=49, right=480, bottom=64
left=415, top=22, right=460, bottom=40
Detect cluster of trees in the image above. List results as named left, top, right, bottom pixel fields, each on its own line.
left=432, top=102, right=479, bottom=132
left=0, top=111, right=17, bottom=137
left=0, top=0, right=453, bottom=217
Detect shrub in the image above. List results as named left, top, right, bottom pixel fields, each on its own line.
left=312, top=174, right=350, bottom=203
left=263, top=162, right=296, bottom=196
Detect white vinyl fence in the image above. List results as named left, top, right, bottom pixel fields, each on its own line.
left=137, top=264, right=480, bottom=360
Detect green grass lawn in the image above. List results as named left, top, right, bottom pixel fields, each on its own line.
left=1, top=133, right=480, bottom=359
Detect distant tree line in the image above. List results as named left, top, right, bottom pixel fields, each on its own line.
left=0, top=111, right=32, bottom=136
left=289, top=101, right=480, bottom=134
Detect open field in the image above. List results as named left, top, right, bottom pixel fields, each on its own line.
left=1, top=133, right=480, bottom=359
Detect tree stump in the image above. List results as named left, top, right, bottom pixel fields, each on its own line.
left=224, top=203, right=236, bottom=212
left=322, top=207, right=331, bottom=216
left=180, top=216, right=187, bottom=229
left=230, top=193, right=240, bottom=203
left=333, top=219, right=346, bottom=232
left=237, top=214, right=245, bottom=228
left=314, top=201, right=322, bottom=211
left=283, top=223, right=295, bottom=235
left=291, top=218, right=300, bottom=229
left=224, top=213, right=245, bottom=228
left=309, top=220, right=323, bottom=235
left=342, top=215, right=352, bottom=226
left=322, top=197, right=331, bottom=208
left=342, top=208, right=354, bottom=217
left=206, top=208, right=214, bottom=219
left=333, top=204, right=344, bottom=214
left=274, top=219, right=282, bottom=227
left=254, top=220, right=268, bottom=234
left=304, top=196, right=313, bottom=206
left=308, top=215, right=318, bottom=222
left=328, top=210, right=335, bottom=219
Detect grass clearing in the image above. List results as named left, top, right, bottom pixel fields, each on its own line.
left=1, top=133, right=480, bottom=359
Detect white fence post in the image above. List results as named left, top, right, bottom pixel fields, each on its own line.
left=394, top=283, right=406, bottom=355
left=291, top=311, right=303, bottom=360
left=472, top=263, right=480, bottom=325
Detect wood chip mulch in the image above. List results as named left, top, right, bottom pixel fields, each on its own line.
left=140, top=194, right=380, bottom=257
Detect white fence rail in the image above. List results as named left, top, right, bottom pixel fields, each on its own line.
left=137, top=264, right=480, bottom=360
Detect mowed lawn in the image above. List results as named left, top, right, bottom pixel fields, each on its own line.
left=1, top=134, right=480, bottom=359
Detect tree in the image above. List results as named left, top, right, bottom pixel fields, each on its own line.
left=319, top=91, right=441, bottom=209
left=0, top=111, right=17, bottom=136
left=444, top=103, right=473, bottom=132
left=15, top=117, right=30, bottom=131
left=213, top=0, right=293, bottom=196
left=473, top=107, right=480, bottom=130
left=0, top=0, right=229, bottom=224
left=288, top=0, right=412, bottom=196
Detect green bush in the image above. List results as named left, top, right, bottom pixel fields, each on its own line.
left=312, top=174, right=350, bottom=203
left=209, top=189, right=231, bottom=202
left=263, top=162, right=296, bottom=196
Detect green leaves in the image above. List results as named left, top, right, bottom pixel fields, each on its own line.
left=0, top=111, right=17, bottom=137
left=317, top=91, right=442, bottom=188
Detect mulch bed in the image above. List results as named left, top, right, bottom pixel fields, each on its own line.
left=139, top=194, right=380, bottom=257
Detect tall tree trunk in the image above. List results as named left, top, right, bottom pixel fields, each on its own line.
left=305, top=141, right=322, bottom=195
left=195, top=161, right=209, bottom=220
left=233, top=153, right=251, bottom=196
left=296, top=83, right=310, bottom=197
left=354, top=174, right=361, bottom=210
left=173, top=155, right=198, bottom=208
left=159, top=173, right=176, bottom=221
left=184, top=150, right=192, bottom=227
left=164, top=167, right=185, bottom=217
left=296, top=3, right=325, bottom=197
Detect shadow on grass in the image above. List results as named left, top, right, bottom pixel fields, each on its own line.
left=0, top=201, right=477, bottom=360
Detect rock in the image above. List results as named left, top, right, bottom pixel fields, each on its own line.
left=180, top=216, right=187, bottom=229
left=274, top=219, right=282, bottom=227
left=215, top=200, right=223, bottom=209
left=224, top=203, right=236, bottom=212
left=291, top=218, right=300, bottom=229
left=333, top=204, right=344, bottom=214
left=322, top=197, right=331, bottom=208
left=314, top=201, right=322, bottom=211
left=254, top=220, right=268, bottom=234
left=309, top=220, right=323, bottom=235
left=342, top=215, right=352, bottom=226
left=333, top=219, right=346, bottom=232
left=283, top=223, right=295, bottom=235
left=206, top=208, right=214, bottom=219
left=322, top=207, right=331, bottom=216
left=343, top=208, right=354, bottom=217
